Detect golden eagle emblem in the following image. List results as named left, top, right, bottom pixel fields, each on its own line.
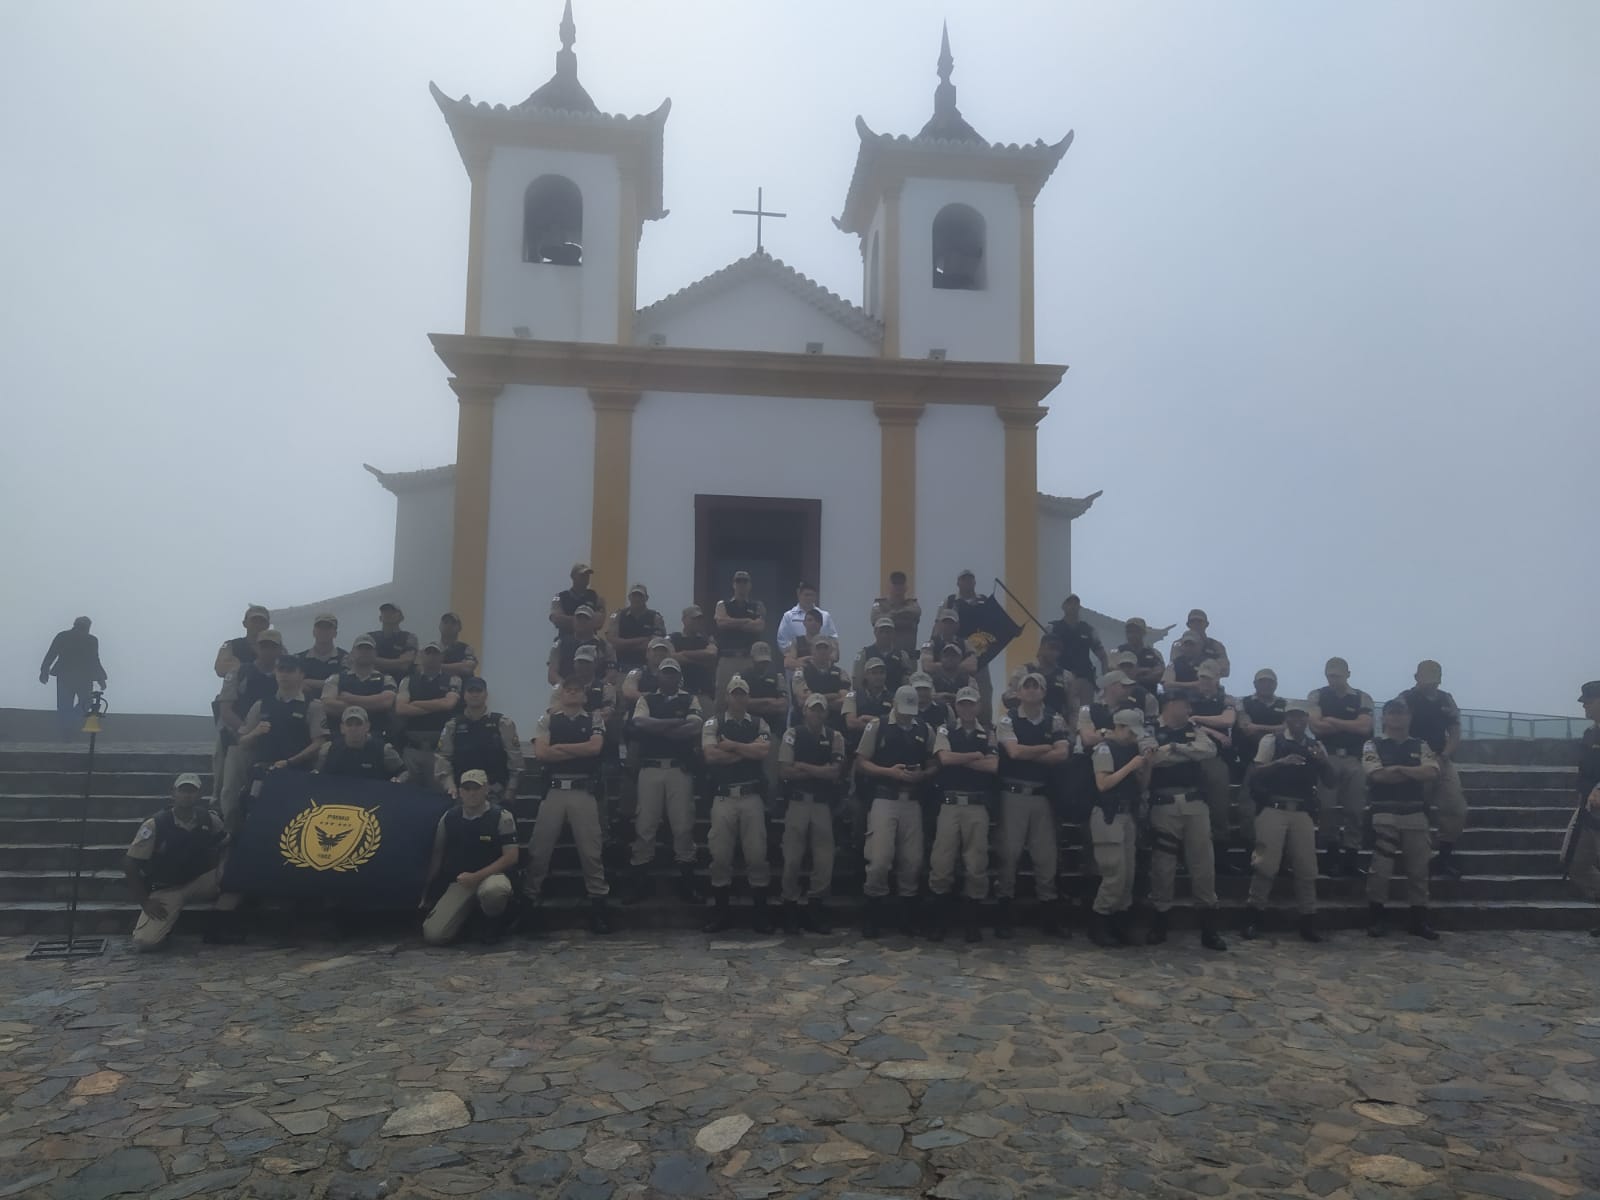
left=280, top=799, right=381, bottom=872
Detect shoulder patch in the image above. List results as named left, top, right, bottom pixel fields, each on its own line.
left=135, top=822, right=155, bottom=841
left=782, top=728, right=796, bottom=745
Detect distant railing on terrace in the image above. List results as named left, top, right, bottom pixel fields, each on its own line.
left=1459, top=710, right=1589, bottom=740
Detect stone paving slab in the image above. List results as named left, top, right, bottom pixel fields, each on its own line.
left=0, top=931, right=1596, bottom=1199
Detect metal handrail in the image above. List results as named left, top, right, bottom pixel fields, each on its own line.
left=1458, top=709, right=1589, bottom=741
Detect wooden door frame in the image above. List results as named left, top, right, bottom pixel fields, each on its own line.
left=693, top=494, right=822, bottom=612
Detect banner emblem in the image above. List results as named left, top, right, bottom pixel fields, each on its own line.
left=279, top=800, right=382, bottom=872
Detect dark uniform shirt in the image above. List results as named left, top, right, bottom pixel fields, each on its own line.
left=1398, top=687, right=1461, bottom=755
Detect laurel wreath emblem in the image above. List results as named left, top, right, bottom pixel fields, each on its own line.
left=279, top=800, right=383, bottom=872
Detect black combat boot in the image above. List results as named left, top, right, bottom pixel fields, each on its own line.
left=1086, top=911, right=1116, bottom=948
left=702, top=886, right=733, bottom=934
left=1240, top=906, right=1265, bottom=940
left=1145, top=910, right=1169, bottom=945
left=782, top=900, right=802, bottom=935
left=861, top=896, right=884, bottom=938
left=802, top=904, right=833, bottom=935
left=588, top=897, right=613, bottom=935
left=751, top=887, right=776, bottom=935
left=992, top=898, right=1015, bottom=940
left=676, top=864, right=704, bottom=904
left=1431, top=843, right=1463, bottom=880
left=1366, top=901, right=1387, bottom=937
left=1407, top=906, right=1440, bottom=941
left=478, top=908, right=511, bottom=945
left=961, top=898, right=982, bottom=943
left=1107, top=910, right=1134, bottom=945
left=1297, top=914, right=1323, bottom=943
left=621, top=863, right=653, bottom=905
left=1199, top=911, right=1228, bottom=952
left=925, top=894, right=950, bottom=942
left=895, top=897, right=918, bottom=938
left=1038, top=899, right=1070, bottom=939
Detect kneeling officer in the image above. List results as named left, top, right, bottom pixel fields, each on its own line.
left=421, top=770, right=519, bottom=945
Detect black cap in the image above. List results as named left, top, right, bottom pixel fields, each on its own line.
left=462, top=677, right=487, bottom=692
left=1580, top=681, right=1600, bottom=703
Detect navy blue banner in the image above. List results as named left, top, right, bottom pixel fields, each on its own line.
left=960, top=594, right=1024, bottom=669
left=221, top=772, right=450, bottom=906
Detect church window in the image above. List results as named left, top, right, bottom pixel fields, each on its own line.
left=523, top=175, right=583, bottom=265
left=867, top=231, right=881, bottom=314
left=931, top=202, right=985, bottom=290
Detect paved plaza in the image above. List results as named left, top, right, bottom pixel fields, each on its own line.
left=0, top=930, right=1596, bottom=1200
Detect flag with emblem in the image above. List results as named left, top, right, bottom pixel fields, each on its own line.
left=222, top=772, right=451, bottom=906
left=959, top=593, right=1025, bottom=668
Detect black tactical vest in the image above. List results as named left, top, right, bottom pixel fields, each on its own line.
left=558, top=587, right=600, bottom=616
left=441, top=641, right=472, bottom=669
left=299, top=648, right=345, bottom=685
left=871, top=719, right=932, bottom=784
left=788, top=726, right=841, bottom=803
left=233, top=662, right=277, bottom=721
left=719, top=598, right=761, bottom=655
left=1097, top=739, right=1144, bottom=819
left=799, top=664, right=849, bottom=728
left=1241, top=694, right=1287, bottom=729
left=939, top=724, right=996, bottom=794
left=544, top=710, right=601, bottom=789
left=1118, top=643, right=1164, bottom=682
left=635, top=691, right=696, bottom=765
left=614, top=608, right=661, bottom=668
left=142, top=809, right=224, bottom=890
left=709, top=714, right=767, bottom=790
left=258, top=695, right=312, bottom=763
left=744, top=666, right=784, bottom=700
left=1368, top=737, right=1428, bottom=814
left=859, top=644, right=908, bottom=692
left=332, top=672, right=394, bottom=739
left=1149, top=722, right=1204, bottom=792
left=1264, top=734, right=1321, bottom=802
left=1027, top=662, right=1071, bottom=714
left=440, top=803, right=513, bottom=879
left=1188, top=690, right=1230, bottom=727
left=1313, top=687, right=1367, bottom=756
left=1048, top=619, right=1097, bottom=677
left=671, top=633, right=715, bottom=696
left=448, top=712, right=508, bottom=785
left=555, top=635, right=605, bottom=678
left=322, top=735, right=393, bottom=780
left=371, top=630, right=411, bottom=662
left=1400, top=688, right=1454, bottom=754
left=1001, top=707, right=1061, bottom=785
left=404, top=672, right=454, bottom=734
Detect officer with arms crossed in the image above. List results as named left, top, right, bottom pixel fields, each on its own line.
left=853, top=617, right=915, bottom=692
left=436, top=612, right=479, bottom=679
left=216, top=629, right=285, bottom=824
left=322, top=634, right=399, bottom=745
left=1049, top=594, right=1109, bottom=711
left=929, top=686, right=999, bottom=943
left=1235, top=668, right=1288, bottom=784
left=1116, top=617, right=1165, bottom=697
left=368, top=603, right=418, bottom=679
left=434, top=679, right=522, bottom=804
left=701, top=675, right=776, bottom=933
left=609, top=583, right=668, bottom=676
left=297, top=614, right=345, bottom=698
left=1309, top=657, right=1375, bottom=877
left=1363, top=697, right=1442, bottom=940
left=317, top=708, right=407, bottom=780
left=125, top=773, right=241, bottom=949
left=995, top=673, right=1072, bottom=939
left=626, top=659, right=703, bottom=904
left=420, top=770, right=520, bottom=946
left=1242, top=701, right=1327, bottom=943
left=855, top=685, right=936, bottom=938
left=232, top=655, right=328, bottom=821
left=714, top=570, right=766, bottom=698
left=1147, top=692, right=1228, bottom=951
left=550, top=562, right=604, bottom=635
left=1399, top=660, right=1468, bottom=879
left=1088, top=710, right=1154, bottom=948
left=779, top=690, right=846, bottom=934
left=672, top=606, right=720, bottom=712
left=1566, top=680, right=1600, bottom=936
left=396, top=642, right=462, bottom=788
left=870, top=571, right=922, bottom=657
left=528, top=679, right=612, bottom=933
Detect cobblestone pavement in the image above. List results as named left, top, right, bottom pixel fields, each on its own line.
left=1, top=931, right=1597, bottom=1200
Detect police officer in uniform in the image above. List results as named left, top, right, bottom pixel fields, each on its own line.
left=1004, top=635, right=1071, bottom=715
left=1147, top=692, right=1228, bottom=951
left=234, top=656, right=327, bottom=813
left=622, top=638, right=673, bottom=704
left=1160, top=634, right=1205, bottom=696
left=124, top=773, right=239, bottom=949
left=779, top=691, right=845, bottom=934
left=853, top=617, right=915, bottom=692
left=1242, top=702, right=1326, bottom=942
left=870, top=571, right=922, bottom=657
left=855, top=685, right=935, bottom=938
left=1088, top=710, right=1153, bottom=948
left=1076, top=671, right=1146, bottom=749
left=1188, top=663, right=1245, bottom=875
left=701, top=676, right=776, bottom=933
left=434, top=678, right=523, bottom=804
left=929, top=686, right=998, bottom=942
left=1362, top=697, right=1441, bottom=940
left=626, top=659, right=703, bottom=904
left=920, top=610, right=976, bottom=678
left=528, top=678, right=612, bottom=933
left=1566, top=680, right=1600, bottom=935
left=1399, top=660, right=1467, bottom=879
left=1116, top=617, right=1166, bottom=698
left=549, top=562, right=605, bottom=635
left=549, top=605, right=613, bottom=686
left=844, top=660, right=894, bottom=753
left=672, top=606, right=719, bottom=712
left=396, top=642, right=462, bottom=788
left=1105, top=652, right=1161, bottom=721
left=420, top=770, right=520, bottom=945
left=1235, top=668, right=1288, bottom=782
left=1182, top=608, right=1230, bottom=679
left=995, top=673, right=1071, bottom=938
left=1048, top=594, right=1108, bottom=711
left=1309, top=657, right=1376, bottom=877
left=910, top=671, right=951, bottom=733
left=741, top=642, right=790, bottom=790
left=714, top=570, right=766, bottom=698
left=216, top=628, right=284, bottom=823
left=792, top=637, right=850, bottom=731
left=369, top=603, right=418, bottom=679
left=322, top=634, right=399, bottom=744
left=929, top=642, right=973, bottom=714
left=317, top=708, right=407, bottom=779
left=608, top=583, right=667, bottom=675
left=437, top=612, right=479, bottom=679
left=298, top=613, right=345, bottom=699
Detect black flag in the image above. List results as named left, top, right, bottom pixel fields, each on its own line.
left=959, top=593, right=1024, bottom=668
left=222, top=771, right=450, bottom=907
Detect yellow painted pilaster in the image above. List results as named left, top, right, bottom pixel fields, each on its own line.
left=448, top=381, right=503, bottom=650
left=589, top=389, right=640, bottom=609
left=874, top=399, right=924, bottom=590
left=997, top=406, right=1046, bottom=677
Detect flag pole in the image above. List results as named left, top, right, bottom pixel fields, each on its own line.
left=992, top=577, right=1051, bottom=637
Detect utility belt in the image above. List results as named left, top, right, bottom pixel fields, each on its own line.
left=640, top=758, right=690, bottom=771
left=1000, top=779, right=1047, bottom=797
left=942, top=790, right=990, bottom=807
left=545, top=773, right=598, bottom=793
left=1368, top=802, right=1427, bottom=818
left=406, top=731, right=441, bottom=751
left=1260, top=795, right=1316, bottom=813
left=790, top=790, right=835, bottom=806
left=876, top=785, right=920, bottom=804
left=1327, top=746, right=1359, bottom=758
left=1149, top=788, right=1196, bottom=806
left=715, top=780, right=764, bottom=799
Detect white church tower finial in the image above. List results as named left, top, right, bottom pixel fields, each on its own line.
left=834, top=24, right=1072, bottom=363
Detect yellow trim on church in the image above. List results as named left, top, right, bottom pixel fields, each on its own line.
left=874, top=401, right=923, bottom=588
left=588, top=390, right=639, bottom=610
left=447, top=382, right=502, bottom=648
left=998, top=406, right=1045, bottom=677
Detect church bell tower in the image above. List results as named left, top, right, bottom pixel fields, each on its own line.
left=431, top=1, right=670, bottom=344
left=834, top=25, right=1072, bottom=363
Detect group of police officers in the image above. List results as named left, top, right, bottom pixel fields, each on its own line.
left=122, top=566, right=1600, bottom=951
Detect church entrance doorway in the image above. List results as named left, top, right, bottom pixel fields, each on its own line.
left=694, top=495, right=821, bottom=643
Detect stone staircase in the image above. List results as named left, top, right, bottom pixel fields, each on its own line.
left=0, top=742, right=1589, bottom=937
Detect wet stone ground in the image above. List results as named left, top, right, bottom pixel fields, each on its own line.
left=0, top=930, right=1597, bottom=1199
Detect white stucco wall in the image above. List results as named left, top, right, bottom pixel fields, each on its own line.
left=635, top=277, right=877, bottom=357
left=627, top=391, right=881, bottom=654
left=479, top=146, right=623, bottom=343
left=391, top=479, right=455, bottom=631
left=1036, top=499, right=1075, bottom=619
left=896, top=177, right=1023, bottom=363
left=482, top=384, right=596, bottom=725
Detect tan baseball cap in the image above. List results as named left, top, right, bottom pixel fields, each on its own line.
left=342, top=705, right=369, bottom=724
left=726, top=675, right=750, bottom=693
left=1112, top=709, right=1146, bottom=730
left=751, top=642, right=773, bottom=661
left=351, top=633, right=376, bottom=650
left=628, top=582, right=649, bottom=598
left=571, top=562, right=592, bottom=577
left=804, top=693, right=828, bottom=710
left=1100, top=670, right=1133, bottom=687
left=657, top=658, right=681, bottom=673
left=1254, top=668, right=1277, bottom=683
left=955, top=686, right=981, bottom=704
left=256, top=628, right=284, bottom=647
left=874, top=616, right=895, bottom=630
left=863, top=657, right=886, bottom=672
left=892, top=686, right=920, bottom=715
left=910, top=672, right=934, bottom=689
left=1125, top=616, right=1147, bottom=631
left=313, top=612, right=338, bottom=627
left=459, top=769, right=489, bottom=787
left=173, top=772, right=203, bottom=790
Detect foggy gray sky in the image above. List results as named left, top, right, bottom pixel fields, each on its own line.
left=2, top=1, right=1596, bottom=718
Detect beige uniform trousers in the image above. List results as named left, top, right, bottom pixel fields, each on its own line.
left=996, top=788, right=1058, bottom=901
left=1318, top=752, right=1368, bottom=851
left=708, top=791, right=770, bottom=888
left=131, top=868, right=238, bottom=949
left=780, top=796, right=834, bottom=903
left=1149, top=793, right=1218, bottom=911
left=1570, top=819, right=1600, bottom=901
left=525, top=785, right=608, bottom=898
left=928, top=801, right=990, bottom=900
left=631, top=765, right=697, bottom=866
left=1089, top=809, right=1136, bottom=915
left=863, top=794, right=923, bottom=898
left=423, top=874, right=513, bottom=945
left=1427, top=758, right=1468, bottom=843
left=1365, top=810, right=1431, bottom=906
left=1247, top=802, right=1319, bottom=914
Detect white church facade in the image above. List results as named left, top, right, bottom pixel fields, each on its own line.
left=273, top=7, right=1116, bottom=725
